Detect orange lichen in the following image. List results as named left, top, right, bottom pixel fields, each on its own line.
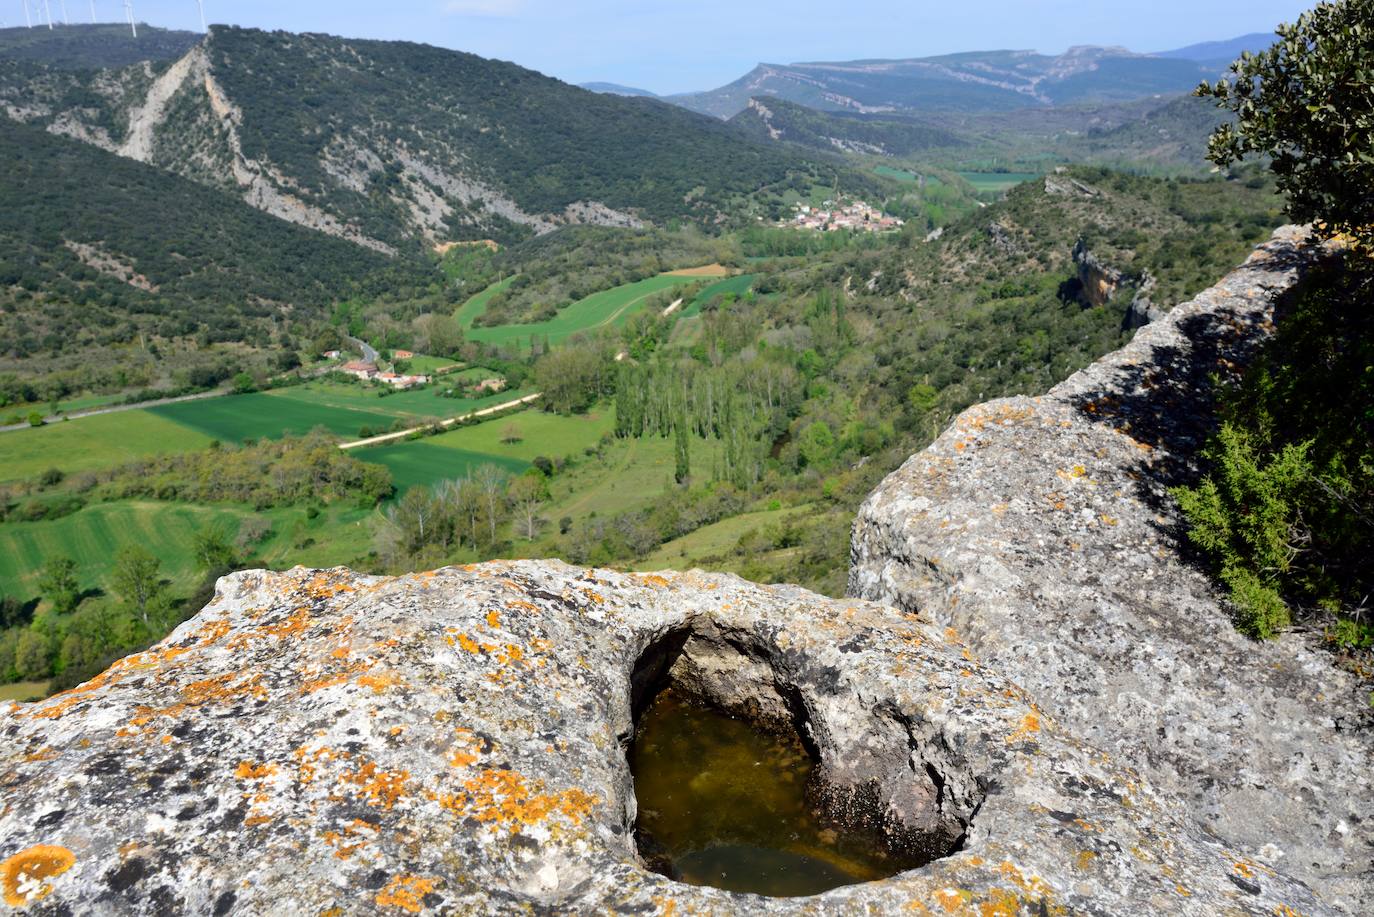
left=358, top=672, right=402, bottom=695
left=340, top=760, right=411, bottom=809
left=234, top=761, right=279, bottom=780
left=375, top=875, right=437, bottom=913
left=438, top=769, right=596, bottom=834
left=2, top=845, right=76, bottom=907
left=448, top=730, right=482, bottom=768
left=932, top=887, right=971, bottom=912
left=485, top=610, right=502, bottom=628
left=194, top=618, right=234, bottom=646
left=292, top=745, right=340, bottom=785
left=1006, top=714, right=1041, bottom=744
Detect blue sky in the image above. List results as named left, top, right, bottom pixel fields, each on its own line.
left=11, top=1, right=1316, bottom=94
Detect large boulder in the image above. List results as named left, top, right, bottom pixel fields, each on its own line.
left=0, top=563, right=1332, bottom=914
left=852, top=226, right=1373, bottom=911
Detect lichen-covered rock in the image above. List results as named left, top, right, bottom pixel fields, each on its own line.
left=1, top=563, right=1333, bottom=914
left=852, top=225, right=1373, bottom=912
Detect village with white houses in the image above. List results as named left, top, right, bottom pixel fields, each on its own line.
left=322, top=349, right=432, bottom=390
left=784, top=197, right=905, bottom=232
left=321, top=349, right=510, bottom=396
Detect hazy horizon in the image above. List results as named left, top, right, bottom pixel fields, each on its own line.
left=0, top=0, right=1313, bottom=94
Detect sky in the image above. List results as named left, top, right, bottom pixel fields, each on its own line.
left=8, top=1, right=1317, bottom=94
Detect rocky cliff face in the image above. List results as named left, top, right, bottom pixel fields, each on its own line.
left=0, top=564, right=1336, bottom=914
left=852, top=225, right=1372, bottom=911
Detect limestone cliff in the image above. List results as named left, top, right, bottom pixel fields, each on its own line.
left=852, top=225, right=1372, bottom=911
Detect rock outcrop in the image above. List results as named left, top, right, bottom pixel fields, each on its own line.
left=852, top=225, right=1373, bottom=911
left=0, top=564, right=1335, bottom=914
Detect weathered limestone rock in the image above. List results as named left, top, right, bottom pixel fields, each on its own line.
left=852, top=226, right=1373, bottom=912
left=1, top=563, right=1335, bottom=914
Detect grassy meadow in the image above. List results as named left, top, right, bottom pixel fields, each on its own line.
left=0, top=500, right=265, bottom=596
left=875, top=165, right=920, bottom=183
left=0, top=410, right=213, bottom=483
left=958, top=171, right=1040, bottom=193
left=461, top=274, right=695, bottom=349
left=352, top=409, right=613, bottom=494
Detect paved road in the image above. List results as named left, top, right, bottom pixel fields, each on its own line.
left=338, top=393, right=541, bottom=450
left=345, top=335, right=379, bottom=364
left=0, top=389, right=227, bottom=434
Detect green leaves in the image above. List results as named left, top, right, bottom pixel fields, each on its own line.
left=1197, top=0, right=1374, bottom=247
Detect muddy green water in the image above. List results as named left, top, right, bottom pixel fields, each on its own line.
left=629, top=690, right=909, bottom=897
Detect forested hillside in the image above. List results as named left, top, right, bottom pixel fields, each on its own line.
left=0, top=121, right=429, bottom=399
left=529, top=167, right=1285, bottom=594
left=732, top=93, right=1230, bottom=176
left=0, top=26, right=871, bottom=252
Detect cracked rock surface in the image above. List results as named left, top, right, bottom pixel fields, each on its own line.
left=852, top=225, right=1373, bottom=912
left=1, top=562, right=1335, bottom=915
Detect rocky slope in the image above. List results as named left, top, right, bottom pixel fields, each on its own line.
left=851, top=225, right=1373, bottom=911
left=0, top=563, right=1335, bottom=914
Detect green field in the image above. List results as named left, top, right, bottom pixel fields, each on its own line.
left=0, top=500, right=262, bottom=596
left=875, top=165, right=920, bottom=183
left=460, top=274, right=695, bottom=350
left=0, top=410, right=213, bottom=483
left=352, top=409, right=612, bottom=494
left=267, top=382, right=525, bottom=426
left=0, top=681, right=48, bottom=703
left=148, top=392, right=394, bottom=442
left=678, top=274, right=756, bottom=318
left=455, top=276, right=515, bottom=328
left=0, top=499, right=380, bottom=605
left=638, top=504, right=812, bottom=570
left=400, top=354, right=460, bottom=374
left=958, top=171, right=1040, bottom=193
left=352, top=442, right=528, bottom=494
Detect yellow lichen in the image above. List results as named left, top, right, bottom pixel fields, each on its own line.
left=2, top=845, right=76, bottom=907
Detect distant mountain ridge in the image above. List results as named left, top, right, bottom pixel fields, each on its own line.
left=1155, top=32, right=1277, bottom=64
left=580, top=82, right=659, bottom=98
left=0, top=25, right=861, bottom=253
left=0, top=23, right=199, bottom=69
left=668, top=37, right=1263, bottom=119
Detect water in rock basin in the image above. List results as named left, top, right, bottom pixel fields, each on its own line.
left=630, top=689, right=911, bottom=897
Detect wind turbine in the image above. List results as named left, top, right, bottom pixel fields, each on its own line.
left=24, top=0, right=32, bottom=28
left=124, top=0, right=135, bottom=37
left=196, top=0, right=206, bottom=32
left=43, top=0, right=51, bottom=29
